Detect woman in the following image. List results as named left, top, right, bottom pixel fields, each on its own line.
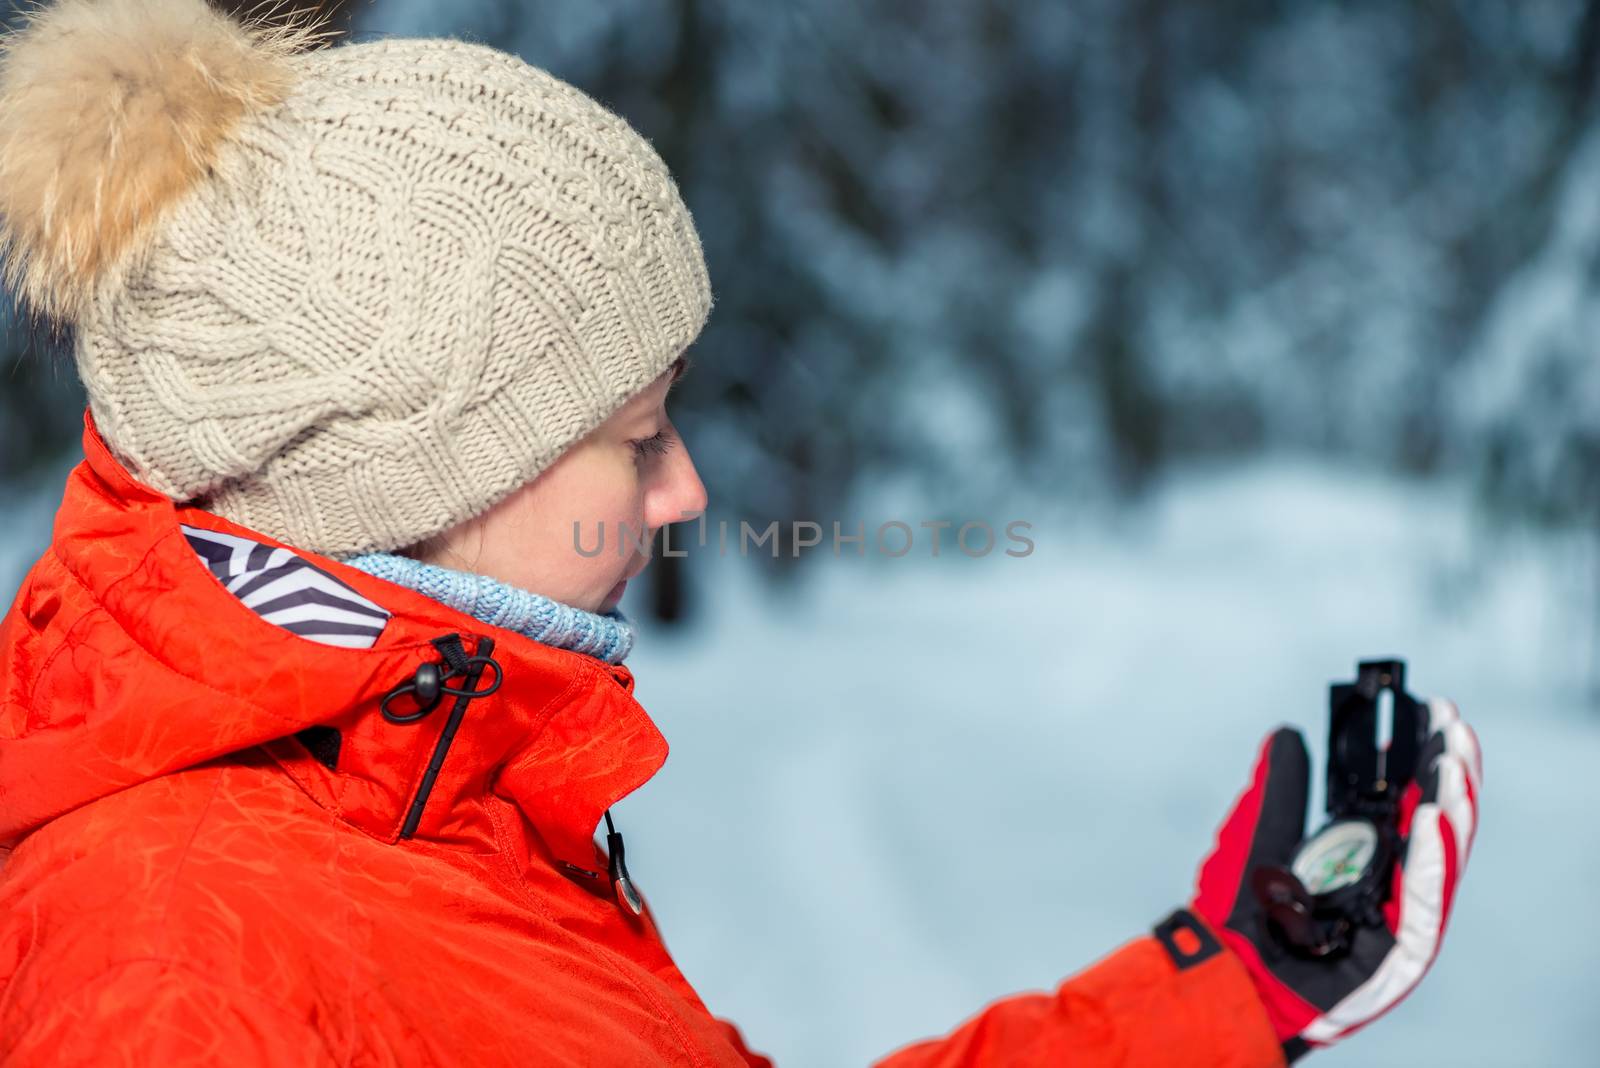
left=0, top=1, right=1481, bottom=1065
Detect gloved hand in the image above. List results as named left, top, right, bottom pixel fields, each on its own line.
left=1176, top=697, right=1481, bottom=1062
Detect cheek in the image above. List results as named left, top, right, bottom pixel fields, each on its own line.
left=600, top=466, right=650, bottom=529
left=581, top=470, right=648, bottom=560
left=540, top=452, right=652, bottom=575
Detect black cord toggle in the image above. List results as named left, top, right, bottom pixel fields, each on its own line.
left=393, top=635, right=501, bottom=840
left=381, top=633, right=503, bottom=724
left=604, top=809, right=643, bottom=917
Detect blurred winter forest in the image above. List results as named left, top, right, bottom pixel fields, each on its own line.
left=2, top=3, right=1596, bottom=1065
left=5, top=0, right=1597, bottom=644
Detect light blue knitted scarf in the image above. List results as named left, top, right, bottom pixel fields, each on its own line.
left=343, top=553, right=635, bottom=664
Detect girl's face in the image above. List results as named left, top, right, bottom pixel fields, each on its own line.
left=412, top=360, right=706, bottom=613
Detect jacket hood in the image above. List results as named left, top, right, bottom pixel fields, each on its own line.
left=0, top=414, right=668, bottom=871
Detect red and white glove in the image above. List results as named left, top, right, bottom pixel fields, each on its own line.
left=1183, top=697, right=1482, bottom=1062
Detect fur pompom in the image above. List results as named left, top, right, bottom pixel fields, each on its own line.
left=0, top=0, right=334, bottom=322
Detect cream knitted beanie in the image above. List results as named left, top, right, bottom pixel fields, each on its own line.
left=0, top=0, right=712, bottom=555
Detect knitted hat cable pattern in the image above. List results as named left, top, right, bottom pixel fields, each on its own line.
left=0, top=0, right=713, bottom=556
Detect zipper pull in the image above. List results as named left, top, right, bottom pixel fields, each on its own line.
left=604, top=809, right=643, bottom=917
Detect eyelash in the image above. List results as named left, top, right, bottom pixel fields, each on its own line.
left=631, top=428, right=678, bottom=460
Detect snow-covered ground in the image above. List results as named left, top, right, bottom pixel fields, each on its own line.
left=614, top=458, right=1596, bottom=1067
left=2, top=456, right=1592, bottom=1066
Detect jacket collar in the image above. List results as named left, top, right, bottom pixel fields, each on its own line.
left=20, top=414, right=668, bottom=872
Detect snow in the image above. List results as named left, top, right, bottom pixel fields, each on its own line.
left=2, top=456, right=1590, bottom=1066
left=615, top=457, right=1596, bottom=1067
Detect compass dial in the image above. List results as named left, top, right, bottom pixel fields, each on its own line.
left=1291, top=819, right=1379, bottom=895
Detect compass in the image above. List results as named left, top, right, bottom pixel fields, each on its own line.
left=1291, top=818, right=1380, bottom=897
left=1251, top=659, right=1427, bottom=959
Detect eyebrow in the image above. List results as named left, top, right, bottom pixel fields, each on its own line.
left=667, top=353, right=693, bottom=393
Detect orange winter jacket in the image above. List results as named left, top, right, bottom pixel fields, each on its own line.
left=0, top=418, right=1284, bottom=1067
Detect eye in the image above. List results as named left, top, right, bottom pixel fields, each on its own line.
left=630, top=427, right=678, bottom=461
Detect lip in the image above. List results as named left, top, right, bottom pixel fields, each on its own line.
left=604, top=557, right=649, bottom=607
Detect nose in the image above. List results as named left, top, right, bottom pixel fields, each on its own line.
left=647, top=425, right=708, bottom=529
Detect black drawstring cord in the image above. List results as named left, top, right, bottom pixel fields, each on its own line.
left=380, top=634, right=502, bottom=725
left=605, top=809, right=643, bottom=917
left=382, top=635, right=643, bottom=918
left=380, top=634, right=501, bottom=840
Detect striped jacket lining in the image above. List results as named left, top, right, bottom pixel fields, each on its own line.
left=181, top=525, right=391, bottom=650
